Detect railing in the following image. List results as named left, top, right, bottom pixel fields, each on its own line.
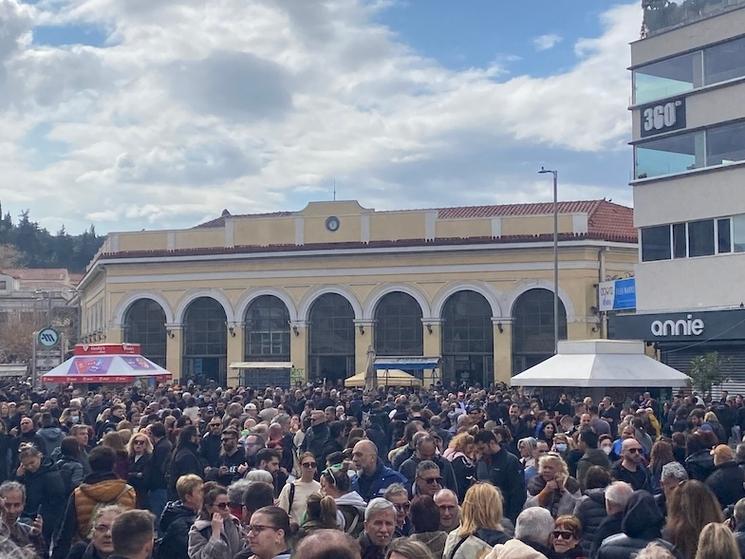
left=642, top=0, right=745, bottom=37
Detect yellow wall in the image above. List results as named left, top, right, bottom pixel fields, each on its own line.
left=501, top=215, right=575, bottom=236
left=436, top=219, right=492, bottom=238
left=369, top=212, right=426, bottom=241
left=175, top=229, right=224, bottom=250
left=234, top=219, right=295, bottom=246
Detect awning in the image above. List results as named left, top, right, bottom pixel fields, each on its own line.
left=345, top=369, right=422, bottom=388
left=42, top=343, right=172, bottom=384
left=230, top=362, right=293, bottom=369
left=510, top=339, right=692, bottom=388
left=0, top=364, right=27, bottom=378
left=374, top=357, right=440, bottom=371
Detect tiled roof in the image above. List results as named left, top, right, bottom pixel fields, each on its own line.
left=436, top=200, right=606, bottom=219
left=195, top=210, right=295, bottom=229
left=99, top=230, right=636, bottom=261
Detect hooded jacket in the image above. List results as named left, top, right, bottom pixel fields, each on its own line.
left=334, top=491, right=367, bottom=536
left=187, top=516, right=245, bottom=559
left=37, top=426, right=65, bottom=457
left=157, top=500, right=197, bottom=559
left=16, top=459, right=67, bottom=543
left=597, top=491, right=668, bottom=559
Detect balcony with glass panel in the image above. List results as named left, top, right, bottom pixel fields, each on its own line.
left=642, top=0, right=745, bottom=38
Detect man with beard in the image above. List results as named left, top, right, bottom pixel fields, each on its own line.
left=199, top=417, right=223, bottom=468
left=474, top=430, right=525, bottom=522
left=207, top=429, right=247, bottom=486
left=0, top=481, right=44, bottom=557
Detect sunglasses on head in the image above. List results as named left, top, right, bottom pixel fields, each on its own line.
left=553, top=530, right=575, bottom=540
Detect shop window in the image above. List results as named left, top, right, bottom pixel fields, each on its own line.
left=673, top=222, right=687, bottom=258
left=123, top=298, right=167, bottom=367
left=688, top=219, right=715, bottom=257
left=244, top=295, right=290, bottom=361
left=635, top=131, right=704, bottom=179
left=641, top=225, right=672, bottom=262
left=706, top=121, right=745, bottom=167
left=718, top=218, right=732, bottom=253
left=634, top=51, right=701, bottom=105
left=374, top=292, right=423, bottom=357
left=704, top=36, right=745, bottom=86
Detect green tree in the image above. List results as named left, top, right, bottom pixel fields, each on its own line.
left=688, top=352, right=729, bottom=397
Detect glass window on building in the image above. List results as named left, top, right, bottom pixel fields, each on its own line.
left=718, top=218, right=732, bottom=253
left=512, top=288, right=567, bottom=375
left=706, top=121, right=745, bottom=167
left=183, top=297, right=227, bottom=385
left=634, top=51, right=701, bottom=104
left=688, top=219, right=715, bottom=257
left=734, top=214, right=745, bottom=253
left=635, top=131, right=704, bottom=179
left=123, top=298, right=167, bottom=367
left=441, top=291, right=493, bottom=388
left=704, top=36, right=745, bottom=85
left=641, top=225, right=672, bottom=261
left=244, top=295, right=290, bottom=361
left=308, top=293, right=355, bottom=384
left=374, top=292, right=423, bottom=357
left=673, top=222, right=687, bottom=258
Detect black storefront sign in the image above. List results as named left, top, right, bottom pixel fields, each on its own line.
left=640, top=97, right=686, bottom=138
left=610, top=309, right=745, bottom=343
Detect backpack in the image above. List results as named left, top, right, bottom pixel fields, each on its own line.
left=55, top=459, right=74, bottom=495
left=338, top=504, right=364, bottom=537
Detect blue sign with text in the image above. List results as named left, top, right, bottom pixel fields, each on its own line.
left=599, top=277, right=636, bottom=312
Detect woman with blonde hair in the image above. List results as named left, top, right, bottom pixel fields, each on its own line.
left=664, top=480, right=723, bottom=559
left=442, top=483, right=508, bottom=559
left=693, top=522, right=738, bottom=559
left=525, top=453, right=581, bottom=518
left=126, top=431, right=153, bottom=507
left=702, top=412, right=726, bottom=444
left=442, top=432, right=475, bottom=501
left=298, top=493, right=338, bottom=537
left=385, top=538, right=434, bottom=559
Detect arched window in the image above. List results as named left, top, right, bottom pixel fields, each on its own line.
left=374, top=292, right=423, bottom=356
left=308, top=293, right=355, bottom=384
left=182, top=297, right=227, bottom=385
left=441, top=291, right=493, bottom=387
left=244, top=295, right=290, bottom=361
left=512, top=288, right=567, bottom=374
left=123, top=299, right=167, bottom=367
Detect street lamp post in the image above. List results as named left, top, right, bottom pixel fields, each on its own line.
left=538, top=167, right=559, bottom=355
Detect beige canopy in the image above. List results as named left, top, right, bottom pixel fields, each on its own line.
left=345, top=369, right=422, bottom=387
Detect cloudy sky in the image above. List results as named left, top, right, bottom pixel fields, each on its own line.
left=0, top=0, right=642, bottom=234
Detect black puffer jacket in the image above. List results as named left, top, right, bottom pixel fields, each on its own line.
left=597, top=490, right=668, bottom=559
left=157, top=500, right=197, bottom=559
left=16, top=460, right=67, bottom=543
left=573, top=488, right=607, bottom=554
left=685, top=450, right=715, bottom=482
left=705, top=460, right=745, bottom=508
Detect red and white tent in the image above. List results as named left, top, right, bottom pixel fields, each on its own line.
left=42, top=343, right=172, bottom=384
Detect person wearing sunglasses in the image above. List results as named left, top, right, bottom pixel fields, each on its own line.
left=610, top=438, right=651, bottom=492
left=413, top=462, right=443, bottom=498
left=277, top=451, right=320, bottom=524
left=245, top=506, right=293, bottom=559
left=551, top=515, right=584, bottom=558
left=187, top=482, right=245, bottom=559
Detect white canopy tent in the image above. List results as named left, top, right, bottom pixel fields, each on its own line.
left=510, top=340, right=691, bottom=388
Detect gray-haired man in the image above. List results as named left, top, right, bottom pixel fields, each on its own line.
left=359, top=498, right=396, bottom=559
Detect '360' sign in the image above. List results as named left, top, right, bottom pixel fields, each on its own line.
left=640, top=97, right=686, bottom=138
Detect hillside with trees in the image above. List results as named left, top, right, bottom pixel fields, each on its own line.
left=0, top=203, right=104, bottom=272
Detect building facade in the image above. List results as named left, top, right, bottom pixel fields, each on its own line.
left=76, top=199, right=636, bottom=387
left=614, top=0, right=745, bottom=390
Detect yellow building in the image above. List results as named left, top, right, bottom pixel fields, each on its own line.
left=76, top=199, right=637, bottom=388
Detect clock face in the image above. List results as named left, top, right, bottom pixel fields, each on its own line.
left=325, top=216, right=340, bottom=232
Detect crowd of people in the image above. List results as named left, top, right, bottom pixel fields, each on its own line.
left=0, top=380, right=743, bottom=559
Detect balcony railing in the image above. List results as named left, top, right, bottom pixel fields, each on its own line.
left=642, top=0, right=745, bottom=37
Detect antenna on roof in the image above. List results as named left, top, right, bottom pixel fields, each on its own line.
left=333, top=178, right=336, bottom=201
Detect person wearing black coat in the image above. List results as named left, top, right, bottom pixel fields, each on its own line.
left=147, top=424, right=172, bottom=519
left=685, top=432, right=715, bottom=482
left=574, top=487, right=607, bottom=555
left=14, top=446, right=67, bottom=545
left=157, top=498, right=199, bottom=559
left=199, top=423, right=222, bottom=468
left=597, top=490, right=672, bottom=559
left=127, top=447, right=152, bottom=508
left=475, top=430, right=525, bottom=522
left=300, top=411, right=332, bottom=468
left=0, top=425, right=15, bottom=483
left=168, top=427, right=204, bottom=498
left=705, top=445, right=745, bottom=509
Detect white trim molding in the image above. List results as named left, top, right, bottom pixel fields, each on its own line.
left=504, top=280, right=577, bottom=323
left=111, top=292, right=175, bottom=327
left=362, top=284, right=432, bottom=321
left=174, top=288, right=235, bottom=324
left=431, top=281, right=503, bottom=318
left=298, top=286, right=364, bottom=321
left=234, top=288, right=299, bottom=323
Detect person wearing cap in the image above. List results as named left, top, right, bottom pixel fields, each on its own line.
left=705, top=444, right=745, bottom=508
left=245, top=403, right=258, bottom=420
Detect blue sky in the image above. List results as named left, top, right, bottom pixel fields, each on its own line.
left=0, top=0, right=641, bottom=233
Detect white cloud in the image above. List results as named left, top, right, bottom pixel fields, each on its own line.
left=0, top=0, right=641, bottom=233
left=533, top=33, right=563, bottom=51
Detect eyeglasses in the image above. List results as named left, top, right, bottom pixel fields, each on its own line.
left=94, top=524, right=113, bottom=533
left=214, top=502, right=230, bottom=509
left=393, top=502, right=410, bottom=511
left=553, top=530, right=575, bottom=540
left=247, top=524, right=279, bottom=534
left=627, top=448, right=642, bottom=454
left=419, top=477, right=443, bottom=485
left=302, top=462, right=316, bottom=469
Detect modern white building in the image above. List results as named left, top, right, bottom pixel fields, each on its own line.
left=613, top=0, right=745, bottom=389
